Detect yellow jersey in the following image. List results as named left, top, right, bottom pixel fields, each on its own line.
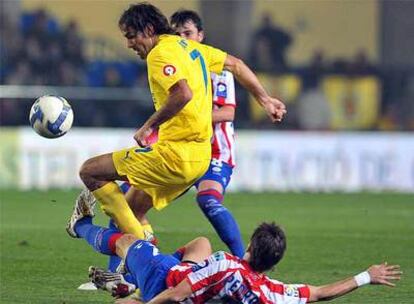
left=147, top=35, right=227, bottom=149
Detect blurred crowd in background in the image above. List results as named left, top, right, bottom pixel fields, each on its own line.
left=1, top=8, right=413, bottom=131
left=1, top=10, right=86, bottom=87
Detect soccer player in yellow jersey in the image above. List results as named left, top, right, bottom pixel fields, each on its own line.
left=67, top=3, right=287, bottom=240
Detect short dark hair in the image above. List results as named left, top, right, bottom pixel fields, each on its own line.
left=119, top=2, right=172, bottom=35
left=248, top=222, right=286, bottom=272
left=170, top=9, right=203, bottom=31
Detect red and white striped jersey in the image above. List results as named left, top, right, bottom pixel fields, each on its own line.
left=211, top=71, right=236, bottom=167
left=166, top=251, right=310, bottom=304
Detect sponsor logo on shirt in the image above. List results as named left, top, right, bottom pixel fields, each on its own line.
left=225, top=273, right=259, bottom=304
left=216, top=82, right=227, bottom=98
left=134, top=242, right=144, bottom=250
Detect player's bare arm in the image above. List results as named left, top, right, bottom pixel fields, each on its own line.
left=115, top=299, right=142, bottom=304
left=307, top=262, right=402, bottom=302
left=212, top=105, right=235, bottom=123
left=134, top=79, right=193, bottom=146
left=145, top=279, right=193, bottom=304
left=114, top=280, right=192, bottom=304
left=223, top=54, right=286, bottom=123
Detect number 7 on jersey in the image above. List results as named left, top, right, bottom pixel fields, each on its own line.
left=190, top=49, right=208, bottom=94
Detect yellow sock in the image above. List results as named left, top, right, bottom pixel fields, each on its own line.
left=93, top=182, right=145, bottom=239
left=142, top=224, right=154, bottom=234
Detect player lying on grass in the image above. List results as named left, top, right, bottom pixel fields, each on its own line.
left=68, top=192, right=402, bottom=303
left=73, top=2, right=286, bottom=245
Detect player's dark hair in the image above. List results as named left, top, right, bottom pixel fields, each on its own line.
left=170, top=9, right=203, bottom=31
left=248, top=222, right=286, bottom=273
left=119, top=2, right=172, bottom=35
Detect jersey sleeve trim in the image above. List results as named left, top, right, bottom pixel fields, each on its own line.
left=214, top=98, right=237, bottom=107
left=299, top=285, right=310, bottom=301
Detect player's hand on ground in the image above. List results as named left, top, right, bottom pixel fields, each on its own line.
left=368, top=262, right=402, bottom=287
left=263, top=97, right=287, bottom=123
left=134, top=125, right=154, bottom=147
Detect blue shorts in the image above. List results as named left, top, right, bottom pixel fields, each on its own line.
left=125, top=240, right=180, bottom=302
left=194, top=159, right=233, bottom=192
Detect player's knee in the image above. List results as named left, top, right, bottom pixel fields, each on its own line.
left=117, top=234, right=137, bottom=247
left=79, top=159, right=93, bottom=184
left=115, top=234, right=137, bottom=258
left=79, top=158, right=101, bottom=189
left=194, top=236, right=212, bottom=255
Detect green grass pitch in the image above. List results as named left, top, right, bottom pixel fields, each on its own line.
left=1, top=190, right=413, bottom=303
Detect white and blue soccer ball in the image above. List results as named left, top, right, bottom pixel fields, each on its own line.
left=29, top=95, right=74, bottom=138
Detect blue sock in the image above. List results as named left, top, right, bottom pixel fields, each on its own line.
left=197, top=190, right=245, bottom=258
left=74, top=217, right=120, bottom=255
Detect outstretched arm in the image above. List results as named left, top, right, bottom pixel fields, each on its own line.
left=308, top=262, right=402, bottom=302
left=145, top=279, right=192, bottom=304
left=223, top=54, right=286, bottom=123
left=114, top=280, right=192, bottom=304
left=115, top=280, right=192, bottom=304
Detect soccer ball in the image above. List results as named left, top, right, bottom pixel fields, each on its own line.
left=29, top=95, right=74, bottom=138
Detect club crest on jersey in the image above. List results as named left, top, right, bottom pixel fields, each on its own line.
left=216, top=82, right=227, bottom=97
left=163, top=65, right=176, bottom=76
left=284, top=285, right=299, bottom=297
